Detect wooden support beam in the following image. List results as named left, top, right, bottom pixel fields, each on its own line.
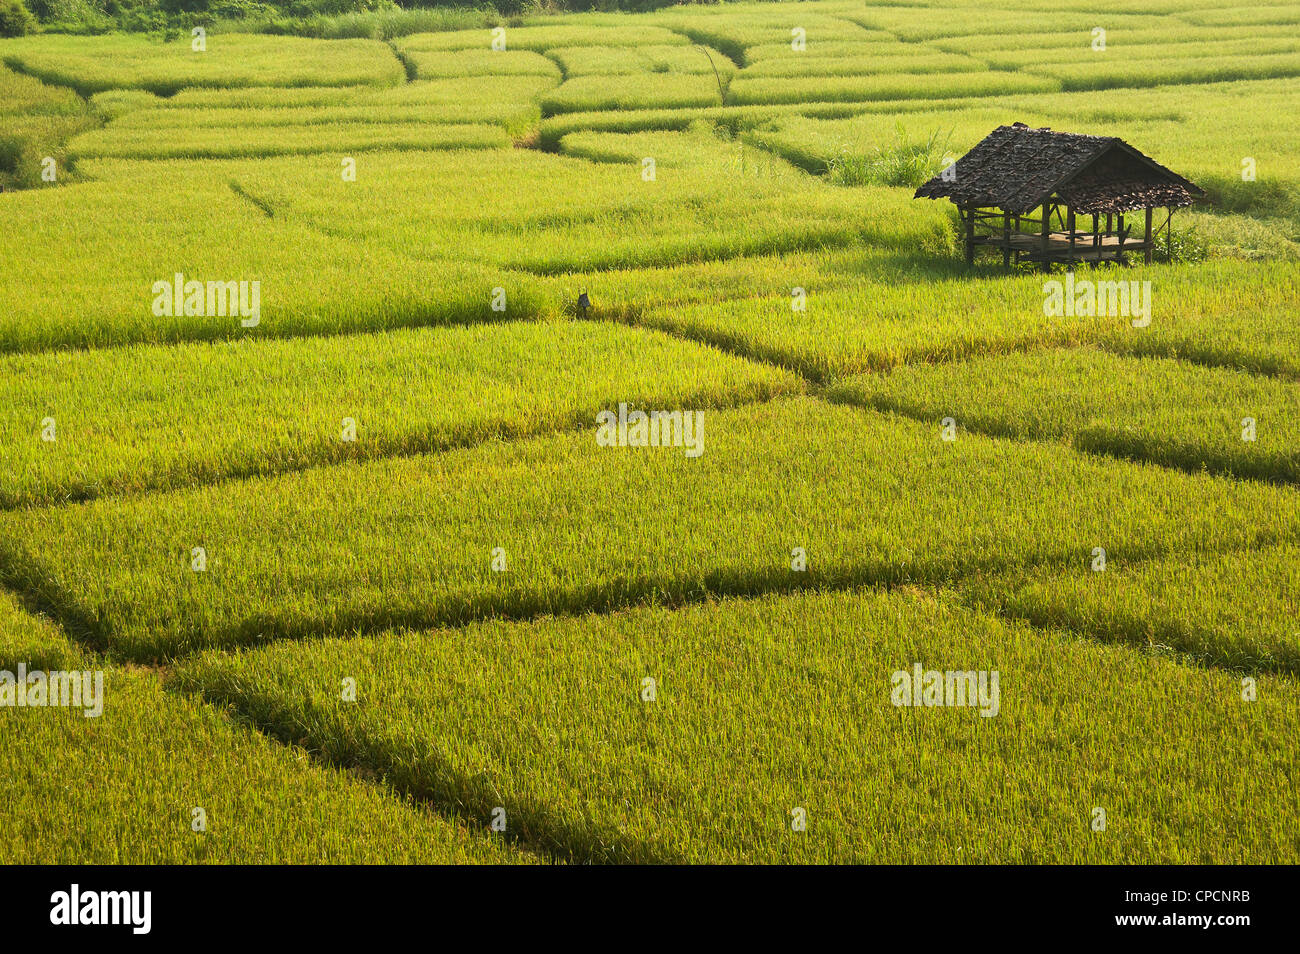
left=1002, top=210, right=1011, bottom=268
left=1067, top=208, right=1076, bottom=261
left=1144, top=207, right=1153, bottom=264
left=964, top=205, right=975, bottom=265
left=1040, top=199, right=1051, bottom=273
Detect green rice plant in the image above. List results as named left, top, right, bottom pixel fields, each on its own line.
left=0, top=320, right=799, bottom=508
left=357, top=75, right=554, bottom=134
left=751, top=106, right=1027, bottom=176
left=556, top=128, right=690, bottom=167
left=104, top=77, right=555, bottom=133
left=632, top=260, right=1294, bottom=381
left=175, top=587, right=1300, bottom=863
left=1001, top=0, right=1255, bottom=12
left=962, top=545, right=1300, bottom=675
left=88, top=88, right=167, bottom=119
left=540, top=74, right=723, bottom=116
left=978, top=36, right=1300, bottom=71
left=0, top=110, right=96, bottom=188
left=0, top=668, right=532, bottom=864
left=555, top=126, right=804, bottom=177
left=740, top=50, right=987, bottom=78
left=1095, top=276, right=1300, bottom=378
left=394, top=47, right=560, bottom=81
left=5, top=397, right=1299, bottom=661
left=0, top=64, right=94, bottom=188
left=223, top=143, right=942, bottom=275
left=1179, top=210, right=1300, bottom=261
left=2, top=3, right=1300, bottom=865
left=547, top=44, right=734, bottom=77
left=0, top=62, right=82, bottom=116
left=564, top=244, right=882, bottom=315
left=1100, top=304, right=1300, bottom=377
left=741, top=40, right=925, bottom=63
left=0, top=157, right=553, bottom=353
left=0, top=588, right=79, bottom=671
left=0, top=33, right=404, bottom=97
left=741, top=100, right=1035, bottom=176
left=737, top=78, right=1300, bottom=222
left=652, top=8, right=891, bottom=66
left=1182, top=5, right=1300, bottom=28
left=727, top=71, right=1061, bottom=107
left=630, top=266, right=1111, bottom=381
left=1027, top=51, right=1300, bottom=91
left=927, top=21, right=1300, bottom=55
left=396, top=24, right=687, bottom=54
left=841, top=8, right=1169, bottom=43
left=535, top=101, right=832, bottom=151
left=166, top=86, right=361, bottom=109
left=828, top=346, right=1300, bottom=482
left=67, top=120, right=509, bottom=161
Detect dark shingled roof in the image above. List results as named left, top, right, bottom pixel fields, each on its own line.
left=914, top=123, right=1203, bottom=214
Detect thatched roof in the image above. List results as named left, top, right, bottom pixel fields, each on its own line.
left=914, top=123, right=1203, bottom=214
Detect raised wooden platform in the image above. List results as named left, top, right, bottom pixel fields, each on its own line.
left=984, top=230, right=1152, bottom=264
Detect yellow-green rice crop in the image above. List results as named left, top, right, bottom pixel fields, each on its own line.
left=395, top=24, right=687, bottom=53
left=220, top=139, right=946, bottom=275
left=0, top=157, right=552, bottom=352
left=0, top=321, right=798, bottom=508
left=828, top=346, right=1300, bottom=482
left=1, top=668, right=532, bottom=864
left=392, top=47, right=560, bottom=81
left=5, top=398, right=1299, bottom=660
left=68, top=121, right=509, bottom=161
left=0, top=589, right=77, bottom=671
left=175, top=588, right=1300, bottom=863
left=3, top=0, right=1299, bottom=867
left=727, top=72, right=1062, bottom=107
left=963, top=545, right=1300, bottom=675
left=547, top=44, right=735, bottom=77
left=541, top=74, right=724, bottom=116
left=0, top=33, right=403, bottom=96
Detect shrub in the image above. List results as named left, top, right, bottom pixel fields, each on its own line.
left=0, top=0, right=36, bottom=36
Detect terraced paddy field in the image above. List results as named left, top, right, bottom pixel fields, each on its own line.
left=2, top=0, right=1298, bottom=865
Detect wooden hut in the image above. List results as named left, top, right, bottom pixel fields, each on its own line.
left=914, top=122, right=1203, bottom=270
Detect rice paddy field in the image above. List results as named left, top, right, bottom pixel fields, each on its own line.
left=1, top=0, right=1298, bottom=867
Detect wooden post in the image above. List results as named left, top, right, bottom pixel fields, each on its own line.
left=1040, top=200, right=1051, bottom=272
left=1092, top=213, right=1100, bottom=267
left=1002, top=210, right=1011, bottom=268
left=1143, top=207, right=1153, bottom=264
left=1067, top=208, right=1076, bottom=263
left=964, top=205, right=975, bottom=265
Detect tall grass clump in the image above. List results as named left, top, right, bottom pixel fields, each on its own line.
left=826, top=124, right=952, bottom=188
